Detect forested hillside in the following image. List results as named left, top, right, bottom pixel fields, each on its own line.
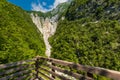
left=66, top=0, right=120, bottom=21
left=0, top=0, right=45, bottom=64
left=50, top=0, right=120, bottom=72
left=1, top=0, right=120, bottom=73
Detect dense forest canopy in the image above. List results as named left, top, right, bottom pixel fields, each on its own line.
left=0, top=0, right=45, bottom=64
left=50, top=0, right=120, bottom=72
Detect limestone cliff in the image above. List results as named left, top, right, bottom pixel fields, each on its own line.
left=31, top=13, right=58, bottom=57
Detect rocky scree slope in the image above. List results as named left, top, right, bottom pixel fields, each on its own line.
left=31, top=14, right=57, bottom=57
left=29, top=1, right=71, bottom=57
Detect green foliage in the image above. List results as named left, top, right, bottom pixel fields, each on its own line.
left=50, top=19, right=120, bottom=79
left=50, top=19, right=120, bottom=70
left=49, top=1, right=120, bottom=80
left=66, top=0, right=120, bottom=21
left=0, top=0, right=45, bottom=64
left=27, top=11, right=51, bottom=18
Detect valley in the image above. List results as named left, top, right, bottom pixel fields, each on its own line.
left=31, top=13, right=58, bottom=57
left=0, top=1, right=120, bottom=79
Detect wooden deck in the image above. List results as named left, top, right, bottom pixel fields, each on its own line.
left=0, top=56, right=120, bottom=80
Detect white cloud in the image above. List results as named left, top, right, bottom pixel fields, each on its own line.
left=42, top=2, right=46, bottom=6
left=53, top=0, right=68, bottom=8
left=49, top=5, right=53, bottom=9
left=31, top=0, right=68, bottom=13
left=31, top=2, right=50, bottom=12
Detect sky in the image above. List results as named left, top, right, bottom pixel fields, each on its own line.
left=8, top=0, right=68, bottom=12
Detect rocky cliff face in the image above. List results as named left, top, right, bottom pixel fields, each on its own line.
left=31, top=13, right=58, bottom=57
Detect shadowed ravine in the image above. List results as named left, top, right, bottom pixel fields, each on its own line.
left=31, top=13, right=58, bottom=57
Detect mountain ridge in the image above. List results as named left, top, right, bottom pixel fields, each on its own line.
left=27, top=0, right=71, bottom=19
left=28, top=1, right=72, bottom=57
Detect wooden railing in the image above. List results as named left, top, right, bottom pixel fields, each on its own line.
left=0, top=56, right=120, bottom=80
left=0, top=59, right=36, bottom=80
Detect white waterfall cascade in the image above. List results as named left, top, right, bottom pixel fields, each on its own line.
left=31, top=13, right=58, bottom=57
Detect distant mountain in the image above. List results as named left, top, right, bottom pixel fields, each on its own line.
left=28, top=0, right=71, bottom=19
left=0, top=0, right=45, bottom=64
left=28, top=0, right=72, bottom=58
left=50, top=1, right=72, bottom=18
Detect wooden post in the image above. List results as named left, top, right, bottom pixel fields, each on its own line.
left=51, top=63, right=55, bottom=79
left=35, top=58, right=39, bottom=79
left=87, top=72, right=94, bottom=79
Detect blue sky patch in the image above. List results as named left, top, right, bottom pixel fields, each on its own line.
left=8, top=0, right=68, bottom=12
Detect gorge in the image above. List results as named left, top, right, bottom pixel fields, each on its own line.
left=31, top=13, right=58, bottom=57
left=1, top=1, right=120, bottom=77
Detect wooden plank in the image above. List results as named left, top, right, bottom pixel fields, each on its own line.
left=27, top=73, right=36, bottom=80
left=51, top=63, right=55, bottom=79
left=37, top=56, right=120, bottom=80
left=14, top=73, right=41, bottom=80
left=37, top=76, right=44, bottom=80
left=39, top=71, right=54, bottom=80
left=0, top=65, right=31, bottom=76
left=14, top=74, right=28, bottom=80
left=39, top=66, right=70, bottom=80
left=45, top=64, right=93, bottom=80
left=0, top=68, right=33, bottom=80
left=35, top=58, right=39, bottom=79
left=0, top=59, right=35, bottom=69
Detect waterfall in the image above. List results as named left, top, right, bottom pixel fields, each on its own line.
left=31, top=13, right=58, bottom=57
